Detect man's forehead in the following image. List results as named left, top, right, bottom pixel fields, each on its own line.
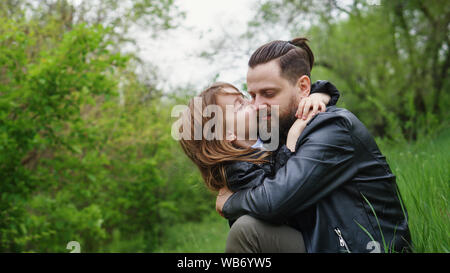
left=247, top=62, right=283, bottom=92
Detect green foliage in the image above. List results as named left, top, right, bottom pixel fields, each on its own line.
left=0, top=6, right=212, bottom=252
left=378, top=129, right=450, bottom=253
left=0, top=17, right=127, bottom=251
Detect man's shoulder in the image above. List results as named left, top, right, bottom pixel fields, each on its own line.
left=294, top=107, right=356, bottom=152
left=305, top=106, right=354, bottom=132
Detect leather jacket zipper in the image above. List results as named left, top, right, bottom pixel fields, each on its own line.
left=334, top=227, right=351, bottom=253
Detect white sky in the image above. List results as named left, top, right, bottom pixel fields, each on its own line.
left=36, top=0, right=356, bottom=94
left=132, top=0, right=260, bottom=92
left=133, top=0, right=355, bottom=93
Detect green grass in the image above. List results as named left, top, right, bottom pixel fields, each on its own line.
left=154, top=213, right=230, bottom=253
left=155, top=129, right=450, bottom=253
left=377, top=130, right=450, bottom=253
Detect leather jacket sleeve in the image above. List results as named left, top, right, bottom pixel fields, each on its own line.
left=226, top=161, right=270, bottom=192
left=310, top=80, right=340, bottom=106
left=222, top=112, right=357, bottom=223
left=225, top=145, right=294, bottom=192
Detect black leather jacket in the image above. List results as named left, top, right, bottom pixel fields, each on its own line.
left=223, top=106, right=412, bottom=253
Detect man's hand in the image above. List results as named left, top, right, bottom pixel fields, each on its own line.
left=216, top=186, right=233, bottom=217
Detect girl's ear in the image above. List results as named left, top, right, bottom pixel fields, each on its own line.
left=225, top=130, right=236, bottom=142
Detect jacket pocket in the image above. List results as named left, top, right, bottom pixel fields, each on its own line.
left=334, top=227, right=351, bottom=253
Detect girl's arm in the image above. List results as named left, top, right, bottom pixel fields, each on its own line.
left=286, top=118, right=309, bottom=152
left=288, top=94, right=328, bottom=152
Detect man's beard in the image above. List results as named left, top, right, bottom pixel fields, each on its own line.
left=278, top=99, right=298, bottom=144
left=258, top=97, right=298, bottom=146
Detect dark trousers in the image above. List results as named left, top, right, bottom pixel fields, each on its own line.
left=225, top=215, right=306, bottom=253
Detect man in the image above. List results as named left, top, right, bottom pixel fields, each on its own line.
left=216, top=38, right=412, bottom=253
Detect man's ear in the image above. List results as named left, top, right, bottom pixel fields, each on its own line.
left=296, top=75, right=311, bottom=98
left=225, top=130, right=236, bottom=142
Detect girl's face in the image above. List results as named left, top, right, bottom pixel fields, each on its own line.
left=215, top=87, right=258, bottom=142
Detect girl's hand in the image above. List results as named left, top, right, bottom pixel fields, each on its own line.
left=295, top=93, right=329, bottom=120
left=216, top=186, right=233, bottom=218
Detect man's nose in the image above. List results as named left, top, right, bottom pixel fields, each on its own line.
left=252, top=95, right=268, bottom=109
left=256, top=104, right=268, bottom=113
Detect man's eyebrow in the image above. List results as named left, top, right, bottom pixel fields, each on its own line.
left=249, top=87, right=281, bottom=93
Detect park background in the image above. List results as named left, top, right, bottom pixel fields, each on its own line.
left=0, top=0, right=448, bottom=252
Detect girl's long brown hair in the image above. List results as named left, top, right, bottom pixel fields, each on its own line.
left=178, top=82, right=270, bottom=191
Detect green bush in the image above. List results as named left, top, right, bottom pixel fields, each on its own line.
left=0, top=16, right=213, bottom=252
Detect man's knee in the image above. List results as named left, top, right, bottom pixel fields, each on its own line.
left=225, top=215, right=261, bottom=253
left=225, top=215, right=306, bottom=253
left=229, top=215, right=261, bottom=239
left=231, top=214, right=259, bottom=230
